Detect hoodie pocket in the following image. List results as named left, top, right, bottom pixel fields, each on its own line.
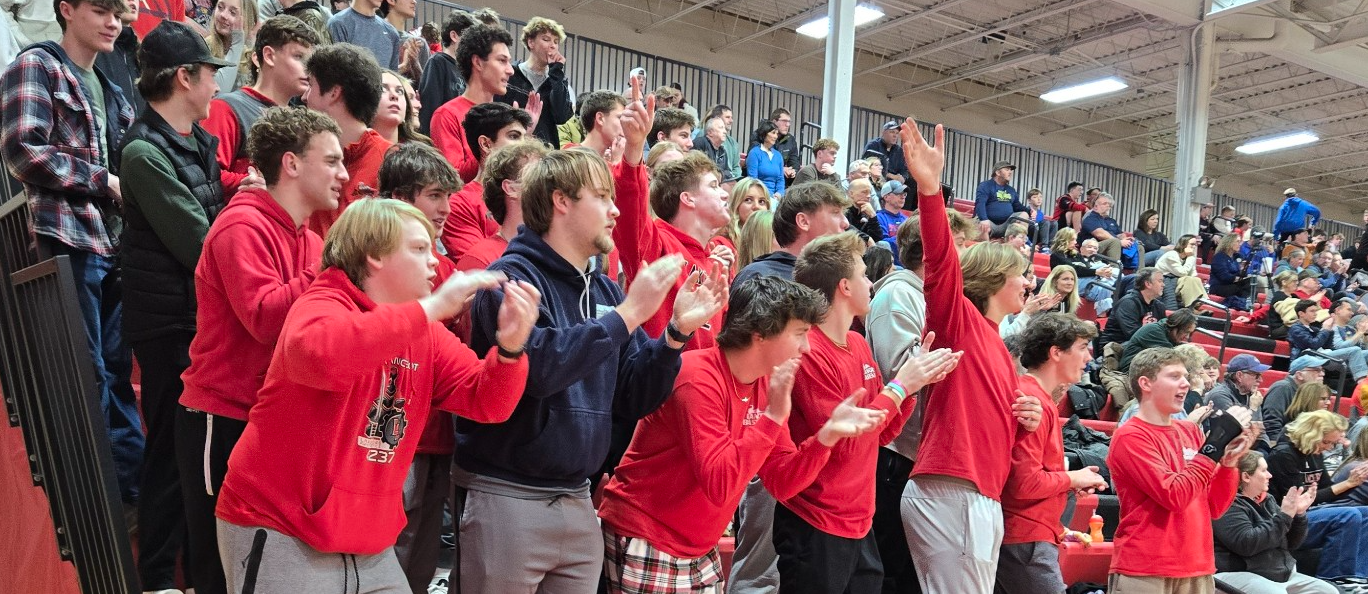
left=512, top=406, right=612, bottom=479
left=301, top=483, right=406, bottom=554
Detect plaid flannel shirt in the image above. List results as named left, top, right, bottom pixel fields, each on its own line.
left=1, top=42, right=134, bottom=256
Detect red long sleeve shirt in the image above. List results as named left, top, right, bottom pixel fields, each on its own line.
left=179, top=188, right=322, bottom=420
left=782, top=329, right=911, bottom=538
left=910, top=190, right=1017, bottom=500
left=215, top=267, right=528, bottom=555
left=598, top=347, right=833, bottom=558
left=1107, top=418, right=1239, bottom=578
left=429, top=96, right=480, bottom=184
left=609, top=161, right=724, bottom=349
left=440, top=180, right=498, bottom=259
left=307, top=129, right=392, bottom=239
left=415, top=250, right=459, bottom=456
left=201, top=88, right=276, bottom=191
left=1001, top=375, right=1071, bottom=545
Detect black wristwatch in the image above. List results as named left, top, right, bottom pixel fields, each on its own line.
left=497, top=343, right=526, bottom=359
left=666, top=321, right=694, bottom=344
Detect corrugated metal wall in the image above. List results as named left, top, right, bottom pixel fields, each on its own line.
left=412, top=0, right=1359, bottom=244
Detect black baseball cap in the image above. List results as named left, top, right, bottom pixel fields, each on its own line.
left=141, top=20, right=234, bottom=70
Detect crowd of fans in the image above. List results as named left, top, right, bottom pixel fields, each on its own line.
left=6, top=0, right=1368, bottom=593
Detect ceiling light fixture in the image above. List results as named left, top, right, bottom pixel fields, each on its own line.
left=796, top=5, right=885, bottom=39
left=1234, top=131, right=1320, bottom=155
left=1039, top=77, right=1129, bottom=104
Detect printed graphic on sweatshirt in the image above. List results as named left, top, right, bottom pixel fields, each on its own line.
left=995, top=190, right=1013, bottom=203
left=358, top=360, right=412, bottom=463
left=743, top=405, right=763, bottom=427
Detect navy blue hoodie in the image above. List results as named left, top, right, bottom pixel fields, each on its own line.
left=456, top=229, right=683, bottom=488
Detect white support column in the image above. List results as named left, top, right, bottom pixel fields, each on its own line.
left=820, top=0, right=856, bottom=167
left=1171, top=8, right=1216, bottom=238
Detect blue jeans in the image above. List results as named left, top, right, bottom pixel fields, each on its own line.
left=1143, top=249, right=1164, bottom=266
left=1301, top=505, right=1368, bottom=579
left=41, top=237, right=143, bottom=503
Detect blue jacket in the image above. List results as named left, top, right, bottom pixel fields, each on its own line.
left=746, top=144, right=785, bottom=196
left=974, top=179, right=1025, bottom=225
left=1287, top=322, right=1332, bottom=358
left=1274, top=195, right=1321, bottom=236
left=457, top=229, right=683, bottom=488
left=1210, top=252, right=1244, bottom=287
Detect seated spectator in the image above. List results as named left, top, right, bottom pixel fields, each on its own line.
left=1294, top=272, right=1332, bottom=312
left=1097, top=267, right=1166, bottom=349
left=1262, top=355, right=1329, bottom=447
left=1213, top=451, right=1335, bottom=594
left=792, top=138, right=841, bottom=186
left=1039, top=265, right=1080, bottom=315
left=645, top=141, right=685, bottom=175
left=1050, top=228, right=1118, bottom=312
left=1025, top=188, right=1055, bottom=249
left=1002, top=223, right=1032, bottom=261
left=973, top=160, right=1024, bottom=227
left=864, top=156, right=885, bottom=194
left=1284, top=383, right=1334, bottom=428
left=1283, top=228, right=1316, bottom=269
left=1133, top=208, right=1174, bottom=266
left=1330, top=429, right=1368, bottom=507
left=1203, top=354, right=1270, bottom=417
left=1156, top=234, right=1208, bottom=308
left=1287, top=300, right=1368, bottom=385
left=736, top=211, right=776, bottom=270
left=1266, top=410, right=1368, bottom=581
left=1175, top=343, right=1217, bottom=412
left=647, top=107, right=696, bottom=153
left=1081, top=192, right=1143, bottom=269
left=1107, top=348, right=1257, bottom=591
left=841, top=159, right=870, bottom=190
left=1276, top=249, right=1309, bottom=276
left=1324, top=299, right=1357, bottom=337
left=1053, top=181, right=1086, bottom=233
left=1117, top=309, right=1198, bottom=373
left=1210, top=232, right=1250, bottom=305
left=864, top=244, right=893, bottom=285
left=746, top=121, right=785, bottom=198
left=713, top=178, right=773, bottom=253
left=876, top=181, right=909, bottom=246
left=691, top=115, right=732, bottom=178
left=860, top=121, right=908, bottom=183
left=1239, top=270, right=1300, bottom=339
left=845, top=178, right=884, bottom=241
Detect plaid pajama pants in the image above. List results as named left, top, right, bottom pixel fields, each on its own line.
left=603, top=527, right=725, bottom=593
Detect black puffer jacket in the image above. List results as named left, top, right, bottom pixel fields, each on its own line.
left=1213, top=493, right=1307, bottom=582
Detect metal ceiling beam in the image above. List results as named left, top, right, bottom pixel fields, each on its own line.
left=942, top=38, right=1183, bottom=111
left=887, top=15, right=1152, bottom=99
left=1224, top=142, right=1368, bottom=175
left=773, top=0, right=980, bottom=67
left=1306, top=179, right=1368, bottom=194
left=856, top=0, right=1099, bottom=77
left=1315, top=17, right=1368, bottom=53
left=711, top=5, right=826, bottom=52
left=638, top=0, right=730, bottom=33
left=1283, top=162, right=1368, bottom=182
left=562, top=0, right=601, bottom=14
left=1195, top=105, right=1368, bottom=146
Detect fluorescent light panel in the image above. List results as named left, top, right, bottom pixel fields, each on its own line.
left=796, top=5, right=885, bottom=38
left=1039, top=77, right=1129, bottom=103
left=1235, top=132, right=1320, bottom=155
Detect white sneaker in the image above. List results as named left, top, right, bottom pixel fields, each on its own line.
left=426, top=578, right=449, bottom=594
left=143, top=590, right=184, bottom=594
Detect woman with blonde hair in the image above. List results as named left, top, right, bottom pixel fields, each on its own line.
left=714, top=177, right=772, bottom=245
left=864, top=155, right=885, bottom=193
left=1285, top=383, right=1332, bottom=425
left=205, top=0, right=258, bottom=92
left=1039, top=265, right=1080, bottom=314
left=735, top=210, right=775, bottom=270
left=1210, top=231, right=1249, bottom=300
left=1267, top=410, right=1368, bottom=581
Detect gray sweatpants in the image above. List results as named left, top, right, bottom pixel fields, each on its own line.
left=217, top=520, right=408, bottom=594
left=901, top=475, right=1003, bottom=594
left=453, top=466, right=602, bottom=594
left=726, top=476, right=780, bottom=593
left=394, top=453, right=451, bottom=594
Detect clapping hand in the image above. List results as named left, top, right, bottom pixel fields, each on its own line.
left=514, top=91, right=543, bottom=132
left=817, top=390, right=888, bottom=446
left=494, top=280, right=541, bottom=360
left=764, top=357, right=800, bottom=423
left=671, top=261, right=728, bottom=338
left=892, top=331, right=961, bottom=393
left=421, top=270, right=507, bottom=322
left=1280, top=486, right=1316, bottom=517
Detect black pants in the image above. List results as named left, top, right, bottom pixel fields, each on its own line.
left=176, top=406, right=247, bottom=594
left=773, top=502, right=883, bottom=594
left=132, top=332, right=194, bottom=590
left=873, top=448, right=920, bottom=594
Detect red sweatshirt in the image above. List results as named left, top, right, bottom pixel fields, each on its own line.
left=1001, top=375, right=1071, bottom=545
left=307, top=129, right=392, bottom=239
left=456, top=234, right=508, bottom=272
left=429, top=96, right=480, bottom=184
left=598, top=347, right=833, bottom=558
left=415, top=249, right=459, bottom=456
left=1107, top=418, right=1239, bottom=578
left=610, top=161, right=724, bottom=350
left=180, top=187, right=322, bottom=420
left=911, top=191, right=1017, bottom=500
left=441, top=180, right=498, bottom=259
left=783, top=329, right=911, bottom=538
left=202, top=87, right=276, bottom=190
left=215, top=267, right=528, bottom=555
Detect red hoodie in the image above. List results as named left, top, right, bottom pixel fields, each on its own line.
left=441, top=180, right=498, bottom=259
left=307, top=129, right=393, bottom=239
left=415, top=249, right=460, bottom=456
left=1001, top=374, right=1070, bottom=545
left=598, top=347, right=832, bottom=558
left=180, top=187, right=322, bottom=420
left=429, top=96, right=480, bottom=184
left=911, top=190, right=1017, bottom=500
left=782, top=329, right=911, bottom=538
left=610, top=161, right=724, bottom=350
left=1107, top=418, right=1238, bottom=578
left=215, top=267, right=528, bottom=554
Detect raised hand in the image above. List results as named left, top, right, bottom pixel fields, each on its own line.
left=1187, top=403, right=1214, bottom=426
left=494, top=280, right=542, bottom=359
left=1013, top=391, right=1043, bottom=432
left=514, top=91, right=544, bottom=132
left=765, top=357, right=800, bottom=423
left=672, top=262, right=728, bottom=336
left=898, top=118, right=945, bottom=193
left=1067, top=465, right=1108, bottom=494
left=421, top=270, right=508, bottom=322
left=817, top=390, right=888, bottom=446
left=617, top=255, right=685, bottom=331
left=620, top=75, right=655, bottom=164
